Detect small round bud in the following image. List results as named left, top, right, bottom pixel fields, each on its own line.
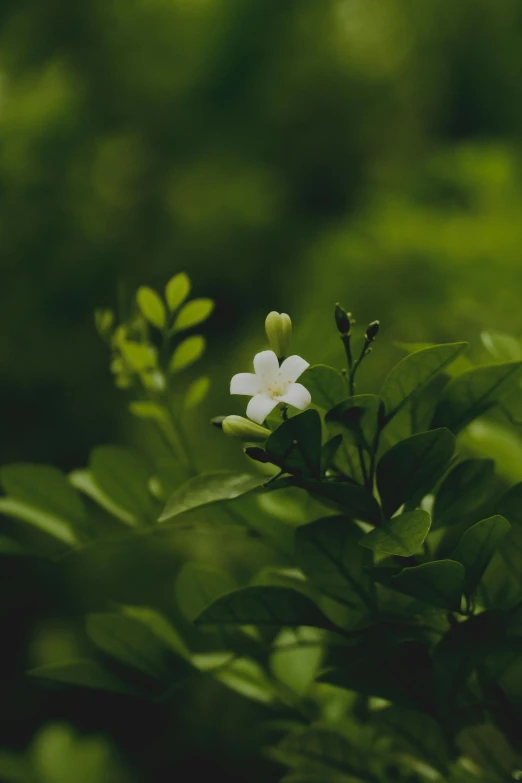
left=335, top=304, right=351, bottom=335
left=265, top=311, right=292, bottom=359
left=222, top=415, right=270, bottom=441
left=365, top=320, right=380, bottom=342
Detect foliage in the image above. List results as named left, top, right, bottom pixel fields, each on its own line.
left=3, top=285, right=522, bottom=782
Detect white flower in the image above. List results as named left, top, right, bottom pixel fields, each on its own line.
left=230, top=350, right=311, bottom=424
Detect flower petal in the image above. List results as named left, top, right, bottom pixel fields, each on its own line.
left=253, top=350, right=279, bottom=383
left=246, top=393, right=279, bottom=425
left=280, top=355, right=309, bottom=383
left=230, top=373, right=260, bottom=396
left=279, top=382, right=311, bottom=411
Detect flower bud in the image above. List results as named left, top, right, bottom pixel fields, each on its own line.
left=365, top=320, right=380, bottom=342
left=222, top=415, right=270, bottom=441
left=265, top=311, right=292, bottom=359
left=335, top=304, right=352, bottom=335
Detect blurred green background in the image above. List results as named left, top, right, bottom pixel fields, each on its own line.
left=2, top=0, right=522, bottom=780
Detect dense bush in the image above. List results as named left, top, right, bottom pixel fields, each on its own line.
left=2, top=276, right=522, bottom=781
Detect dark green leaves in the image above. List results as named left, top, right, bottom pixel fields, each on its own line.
left=381, top=343, right=467, bottom=421
left=28, top=658, right=136, bottom=695
left=377, top=429, right=455, bottom=518
left=214, top=657, right=277, bottom=705
left=299, top=365, right=346, bottom=410
left=89, top=445, right=155, bottom=525
left=301, top=480, right=381, bottom=524
left=451, top=515, right=511, bottom=594
left=159, top=471, right=267, bottom=522
left=266, top=410, right=322, bottom=478
left=272, top=727, right=376, bottom=781
left=175, top=563, right=235, bottom=621
left=391, top=560, right=465, bottom=611
left=0, top=464, right=88, bottom=545
left=433, top=458, right=496, bottom=529
left=86, top=609, right=189, bottom=680
left=376, top=706, right=450, bottom=774
left=195, top=586, right=336, bottom=631
left=326, top=395, right=380, bottom=450
left=321, top=636, right=436, bottom=710
left=360, top=510, right=431, bottom=557
left=296, top=516, right=374, bottom=611
left=432, top=361, right=522, bottom=434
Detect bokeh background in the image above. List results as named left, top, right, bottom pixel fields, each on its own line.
left=2, top=0, right=522, bottom=781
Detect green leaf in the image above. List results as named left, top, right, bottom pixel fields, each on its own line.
left=0, top=536, right=31, bottom=556
left=0, top=498, right=78, bottom=547
left=391, top=560, right=465, bottom=611
left=326, top=395, right=380, bottom=450
left=299, top=365, right=346, bottom=410
left=195, top=586, right=336, bottom=631
left=432, top=361, right=522, bottom=434
left=0, top=464, right=88, bottom=545
left=94, top=308, right=114, bottom=336
left=321, top=637, right=435, bottom=710
left=159, top=471, right=267, bottom=522
left=376, top=706, right=449, bottom=774
left=499, top=481, right=522, bottom=526
left=273, top=727, right=372, bottom=780
left=360, top=510, right=431, bottom=557
left=28, top=658, right=136, bottom=695
left=301, top=480, right=381, bottom=525
left=215, top=657, right=277, bottom=705
left=395, top=342, right=474, bottom=377
left=86, top=613, right=177, bottom=680
left=460, top=419, right=522, bottom=484
left=457, top=723, right=522, bottom=781
left=321, top=435, right=343, bottom=472
left=120, top=605, right=190, bottom=659
left=90, top=446, right=155, bottom=525
left=451, top=515, right=511, bottom=594
left=129, top=401, right=170, bottom=424
left=175, top=563, right=236, bottom=622
left=295, top=516, right=374, bottom=611
left=69, top=469, right=136, bottom=527
left=119, top=340, right=157, bottom=372
left=165, top=272, right=191, bottom=312
left=184, top=376, right=210, bottom=409
left=376, top=429, right=455, bottom=518
left=136, top=286, right=166, bottom=329
left=173, top=298, right=214, bottom=332
left=169, top=335, right=206, bottom=372
left=381, top=343, right=468, bottom=421
left=270, top=628, right=324, bottom=696
left=432, top=459, right=496, bottom=529
left=266, top=410, right=322, bottom=478
left=481, top=330, right=522, bottom=361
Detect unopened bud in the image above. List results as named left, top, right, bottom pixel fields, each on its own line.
left=365, top=321, right=380, bottom=342
left=265, top=311, right=292, bottom=360
left=222, top=415, right=270, bottom=441
left=335, top=304, right=352, bottom=335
